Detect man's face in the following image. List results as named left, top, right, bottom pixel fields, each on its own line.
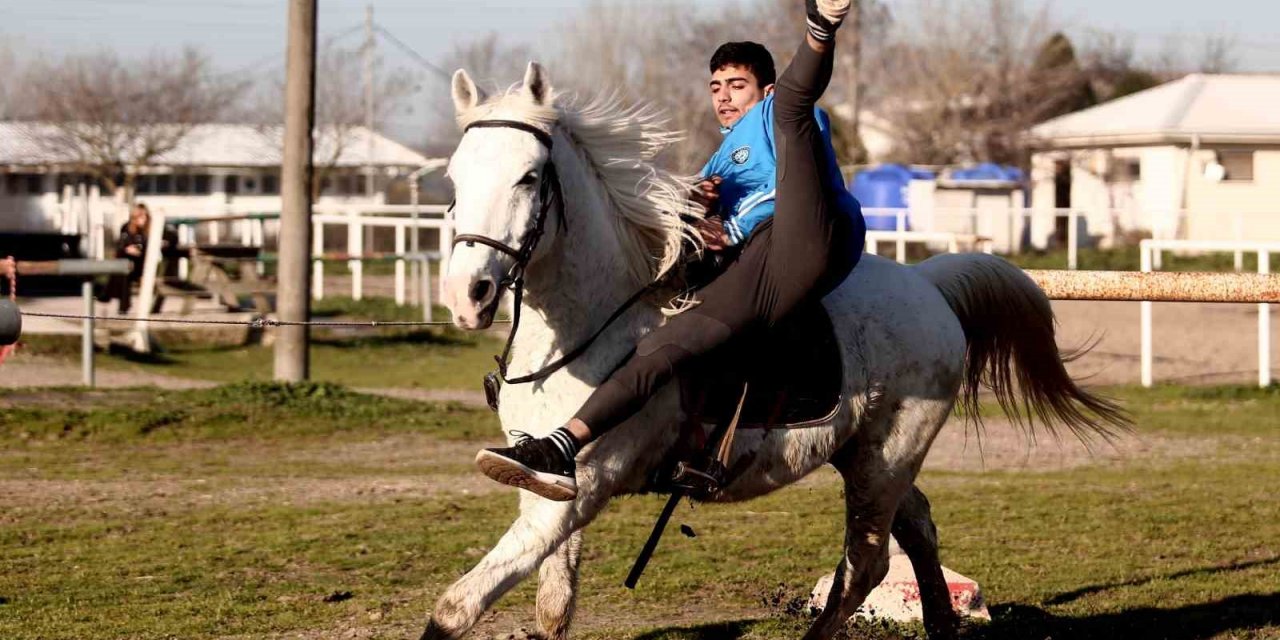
left=709, top=64, right=772, bottom=129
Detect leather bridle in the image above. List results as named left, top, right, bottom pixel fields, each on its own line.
left=453, top=119, right=665, bottom=411
left=452, top=119, right=564, bottom=296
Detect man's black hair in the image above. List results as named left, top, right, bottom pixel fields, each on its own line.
left=709, top=41, right=776, bottom=88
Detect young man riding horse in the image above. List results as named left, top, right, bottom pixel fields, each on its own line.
left=475, top=0, right=866, bottom=501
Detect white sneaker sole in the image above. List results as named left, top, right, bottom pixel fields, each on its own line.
left=475, top=450, right=578, bottom=502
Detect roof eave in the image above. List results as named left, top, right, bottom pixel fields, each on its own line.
left=1026, top=131, right=1280, bottom=150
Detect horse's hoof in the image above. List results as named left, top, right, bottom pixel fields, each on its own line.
left=420, top=620, right=457, bottom=640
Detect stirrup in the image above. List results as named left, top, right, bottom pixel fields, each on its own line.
left=670, top=460, right=726, bottom=494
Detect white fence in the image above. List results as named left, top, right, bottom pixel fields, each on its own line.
left=1139, top=239, right=1276, bottom=388
left=864, top=207, right=1280, bottom=270
left=172, top=204, right=452, bottom=307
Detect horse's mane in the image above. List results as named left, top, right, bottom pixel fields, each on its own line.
left=457, top=90, right=701, bottom=284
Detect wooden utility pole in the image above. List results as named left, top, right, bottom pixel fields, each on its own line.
left=275, top=0, right=318, bottom=382
left=843, top=0, right=863, bottom=160
left=364, top=2, right=377, bottom=198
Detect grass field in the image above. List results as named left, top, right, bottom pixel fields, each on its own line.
left=1, top=379, right=1277, bottom=640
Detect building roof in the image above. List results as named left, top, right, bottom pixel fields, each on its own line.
left=0, top=122, right=435, bottom=169
left=1028, top=74, right=1280, bottom=149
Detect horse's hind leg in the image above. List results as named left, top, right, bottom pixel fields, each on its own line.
left=802, top=437, right=905, bottom=639
left=893, top=485, right=959, bottom=640
left=535, top=530, right=583, bottom=640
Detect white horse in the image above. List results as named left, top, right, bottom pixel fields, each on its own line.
left=426, top=62, right=1125, bottom=640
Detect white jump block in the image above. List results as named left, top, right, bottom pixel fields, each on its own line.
left=808, top=552, right=990, bottom=623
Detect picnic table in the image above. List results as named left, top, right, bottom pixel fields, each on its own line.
left=158, top=244, right=275, bottom=314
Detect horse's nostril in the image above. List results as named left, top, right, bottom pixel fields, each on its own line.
left=469, top=279, right=494, bottom=303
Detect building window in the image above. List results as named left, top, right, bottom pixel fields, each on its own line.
left=154, top=174, right=173, bottom=194
left=224, top=175, right=239, bottom=195
left=262, top=173, right=279, bottom=195
left=135, top=175, right=154, bottom=195
left=243, top=177, right=258, bottom=193
left=1220, top=151, right=1254, bottom=182
left=175, top=174, right=191, bottom=194
left=194, top=175, right=212, bottom=195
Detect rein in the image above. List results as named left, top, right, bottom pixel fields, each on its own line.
left=454, top=119, right=663, bottom=411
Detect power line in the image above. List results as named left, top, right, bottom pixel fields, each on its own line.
left=214, top=24, right=364, bottom=81
left=374, top=24, right=451, bottom=81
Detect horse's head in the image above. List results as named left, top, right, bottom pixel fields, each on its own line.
left=444, top=62, right=563, bottom=330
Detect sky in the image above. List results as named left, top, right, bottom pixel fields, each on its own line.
left=2, top=0, right=1278, bottom=143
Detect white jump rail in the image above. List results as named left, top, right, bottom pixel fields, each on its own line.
left=1136, top=239, right=1280, bottom=388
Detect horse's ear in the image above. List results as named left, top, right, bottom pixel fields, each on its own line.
left=521, top=62, right=552, bottom=106
left=452, top=69, right=485, bottom=114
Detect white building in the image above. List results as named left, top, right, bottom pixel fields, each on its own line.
left=0, top=122, right=436, bottom=235
left=1027, top=74, right=1280, bottom=247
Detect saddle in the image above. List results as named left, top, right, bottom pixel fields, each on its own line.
left=627, top=301, right=844, bottom=588
left=646, top=301, right=845, bottom=496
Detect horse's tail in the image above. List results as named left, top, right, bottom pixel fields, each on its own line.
left=914, top=253, right=1130, bottom=441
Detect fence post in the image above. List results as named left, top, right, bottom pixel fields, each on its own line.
left=347, top=212, right=363, bottom=301
left=439, top=216, right=453, bottom=302
left=312, top=220, right=325, bottom=301
left=1261, top=250, right=1272, bottom=388
left=394, top=224, right=406, bottom=306
left=1067, top=209, right=1079, bottom=270
left=895, top=210, right=906, bottom=264
left=1235, top=212, right=1245, bottom=272
left=421, top=258, right=432, bottom=322
left=81, top=280, right=95, bottom=388
left=255, top=217, right=266, bottom=275
left=1140, top=240, right=1153, bottom=387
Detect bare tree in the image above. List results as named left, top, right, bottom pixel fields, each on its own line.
left=0, top=39, right=30, bottom=120
left=865, top=0, right=1097, bottom=165
left=1197, top=32, right=1239, bottom=74
left=546, top=0, right=881, bottom=170
left=428, top=32, right=532, bottom=150
left=254, top=43, right=417, bottom=199
left=24, top=47, right=247, bottom=197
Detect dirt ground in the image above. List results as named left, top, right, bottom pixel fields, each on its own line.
left=1054, top=300, right=1278, bottom=386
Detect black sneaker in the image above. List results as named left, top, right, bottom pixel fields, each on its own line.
left=475, top=431, right=578, bottom=501
left=806, top=0, right=851, bottom=41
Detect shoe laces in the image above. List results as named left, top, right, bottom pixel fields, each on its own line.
left=507, top=430, right=537, bottom=447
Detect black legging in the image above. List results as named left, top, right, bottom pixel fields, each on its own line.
left=574, top=39, right=864, bottom=434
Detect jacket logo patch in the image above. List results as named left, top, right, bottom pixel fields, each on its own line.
left=731, top=146, right=751, bottom=165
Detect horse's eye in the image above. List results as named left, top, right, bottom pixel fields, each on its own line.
left=517, top=171, right=538, bottom=187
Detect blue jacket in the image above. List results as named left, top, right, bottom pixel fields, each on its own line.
left=700, top=94, right=861, bottom=245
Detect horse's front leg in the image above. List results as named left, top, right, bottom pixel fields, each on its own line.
left=421, top=493, right=598, bottom=640
left=535, top=529, right=583, bottom=640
